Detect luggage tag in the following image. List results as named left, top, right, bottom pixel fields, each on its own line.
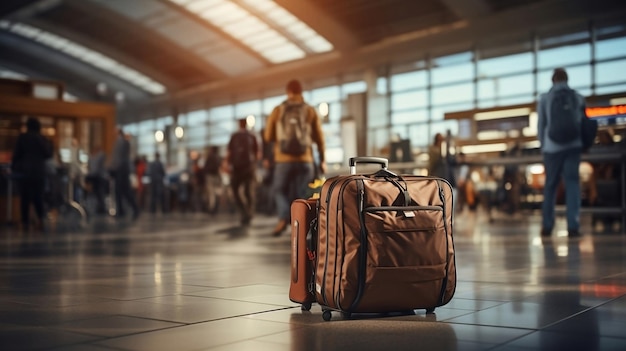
left=402, top=210, right=416, bottom=218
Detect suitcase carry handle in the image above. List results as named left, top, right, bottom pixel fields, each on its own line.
left=349, top=157, right=388, bottom=175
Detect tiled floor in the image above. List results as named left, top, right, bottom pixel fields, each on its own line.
left=1, top=209, right=625, bottom=351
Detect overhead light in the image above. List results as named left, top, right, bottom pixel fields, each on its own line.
left=474, top=108, right=531, bottom=121
left=318, top=102, right=329, bottom=117
left=155, top=130, right=165, bottom=143
left=168, top=0, right=332, bottom=64
left=246, top=114, right=256, bottom=128
left=174, top=126, right=184, bottom=139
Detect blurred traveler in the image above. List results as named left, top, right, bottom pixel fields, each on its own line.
left=148, top=152, right=167, bottom=214
left=428, top=133, right=446, bottom=179
left=225, top=118, right=259, bottom=226
left=110, top=127, right=139, bottom=220
left=192, top=156, right=205, bottom=212
left=203, top=145, right=222, bottom=215
left=257, top=128, right=276, bottom=215
left=428, top=132, right=457, bottom=184
left=11, top=117, right=53, bottom=231
left=86, top=146, right=107, bottom=214
left=537, top=68, right=585, bottom=237
left=134, top=155, right=147, bottom=210
left=264, top=79, right=326, bottom=236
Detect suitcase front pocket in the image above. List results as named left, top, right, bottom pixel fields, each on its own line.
left=363, top=206, right=447, bottom=268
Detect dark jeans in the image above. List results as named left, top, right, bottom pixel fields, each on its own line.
left=18, top=176, right=46, bottom=226
left=272, top=162, right=314, bottom=221
left=114, top=171, right=139, bottom=217
left=87, top=176, right=107, bottom=213
left=231, top=170, right=256, bottom=220
left=150, top=182, right=166, bottom=214
left=542, top=148, right=582, bottom=231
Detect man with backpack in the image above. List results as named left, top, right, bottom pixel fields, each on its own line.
left=264, top=79, right=327, bottom=237
left=537, top=68, right=586, bottom=237
left=225, top=118, right=259, bottom=226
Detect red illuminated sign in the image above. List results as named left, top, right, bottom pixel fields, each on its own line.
left=585, top=104, right=626, bottom=118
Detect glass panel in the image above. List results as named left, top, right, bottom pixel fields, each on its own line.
left=596, top=83, right=626, bottom=95
left=391, top=109, right=429, bottom=124
left=391, top=124, right=411, bottom=139
left=431, top=62, right=473, bottom=85
left=235, top=100, right=262, bottom=117
left=155, top=116, right=173, bottom=130
left=390, top=70, right=427, bottom=91
left=391, top=90, right=428, bottom=110
left=262, top=95, right=285, bottom=115
left=310, top=85, right=340, bottom=104
left=368, top=127, right=390, bottom=156
left=498, top=95, right=534, bottom=106
left=497, top=73, right=533, bottom=97
left=538, top=43, right=591, bottom=69
left=408, top=124, right=430, bottom=148
left=341, top=81, right=366, bottom=98
left=478, top=98, right=496, bottom=109
left=328, top=102, right=341, bottom=123
left=187, top=109, right=208, bottom=125
left=596, top=59, right=626, bottom=85
left=209, top=105, right=234, bottom=121
left=566, top=65, right=592, bottom=89
left=477, top=52, right=533, bottom=77
left=596, top=36, right=626, bottom=60
left=478, top=79, right=496, bottom=100
left=432, top=83, right=473, bottom=106
left=377, top=77, right=388, bottom=94
left=433, top=51, right=472, bottom=66
left=369, top=111, right=388, bottom=128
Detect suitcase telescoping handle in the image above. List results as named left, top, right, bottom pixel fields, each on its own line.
left=349, top=157, right=389, bottom=175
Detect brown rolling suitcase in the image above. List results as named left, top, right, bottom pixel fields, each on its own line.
left=314, top=157, right=456, bottom=321
left=288, top=198, right=318, bottom=310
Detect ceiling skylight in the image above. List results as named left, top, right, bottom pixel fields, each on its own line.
left=0, top=20, right=166, bottom=95
left=168, top=0, right=333, bottom=64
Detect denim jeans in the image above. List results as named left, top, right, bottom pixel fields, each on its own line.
left=272, top=162, right=314, bottom=221
left=542, top=148, right=582, bottom=231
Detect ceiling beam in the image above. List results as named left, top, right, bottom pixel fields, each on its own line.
left=274, top=0, right=361, bottom=52
left=440, top=0, right=491, bottom=19
left=63, top=0, right=229, bottom=85
left=0, top=0, right=59, bottom=19
left=0, top=31, right=149, bottom=102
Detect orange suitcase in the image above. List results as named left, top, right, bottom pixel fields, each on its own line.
left=288, top=198, right=318, bottom=310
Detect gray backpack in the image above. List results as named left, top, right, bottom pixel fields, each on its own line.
left=548, top=88, right=581, bottom=144
left=277, top=102, right=312, bottom=156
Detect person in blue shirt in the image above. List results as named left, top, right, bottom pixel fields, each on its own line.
left=537, top=68, right=585, bottom=237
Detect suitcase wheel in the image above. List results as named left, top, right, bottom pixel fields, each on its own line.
left=426, top=307, right=436, bottom=314
left=301, top=302, right=312, bottom=311
left=322, top=310, right=332, bottom=321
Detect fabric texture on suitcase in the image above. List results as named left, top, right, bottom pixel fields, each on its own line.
left=288, top=198, right=318, bottom=308
left=314, top=172, right=456, bottom=314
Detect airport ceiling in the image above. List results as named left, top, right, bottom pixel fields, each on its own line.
left=1, top=0, right=625, bottom=120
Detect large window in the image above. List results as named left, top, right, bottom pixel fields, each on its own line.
left=538, top=43, right=591, bottom=69
left=124, top=23, right=626, bottom=165
left=390, top=70, right=427, bottom=91
left=477, top=52, right=533, bottom=77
